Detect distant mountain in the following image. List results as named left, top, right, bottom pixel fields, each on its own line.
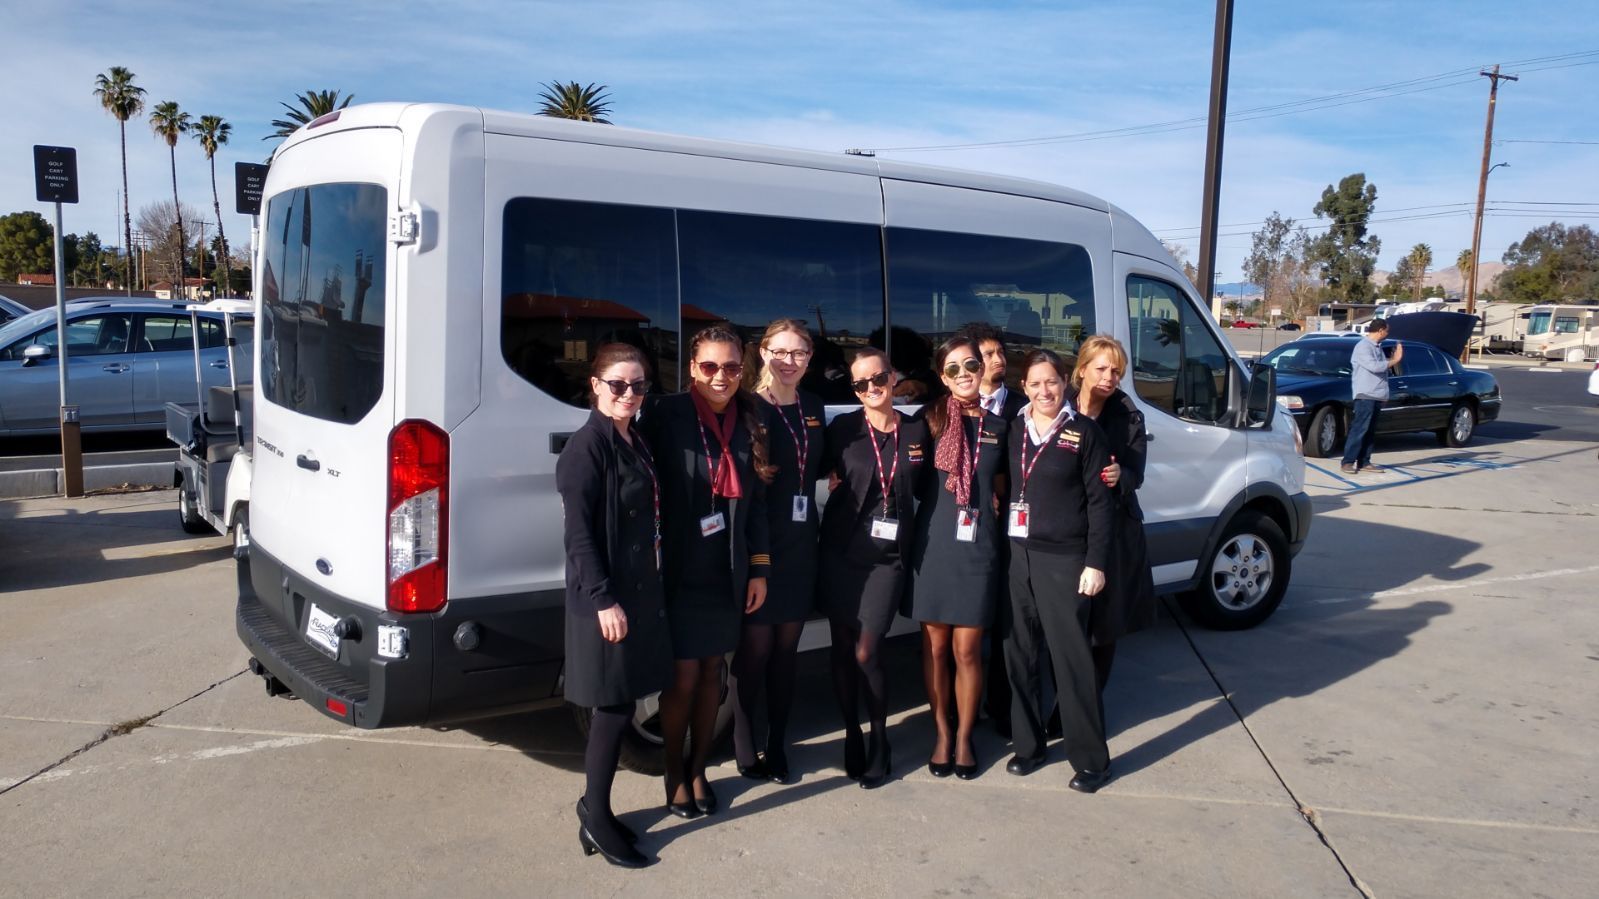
left=1372, top=263, right=1505, bottom=294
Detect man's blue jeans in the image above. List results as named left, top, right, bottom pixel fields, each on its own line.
left=1342, top=398, right=1381, bottom=467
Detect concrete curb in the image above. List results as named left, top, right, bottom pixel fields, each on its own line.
left=0, top=462, right=175, bottom=499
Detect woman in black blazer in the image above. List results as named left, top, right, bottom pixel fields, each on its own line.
left=816, top=347, right=930, bottom=788
left=557, top=343, right=672, bottom=868
left=1073, top=335, right=1158, bottom=703
left=643, top=325, right=772, bottom=819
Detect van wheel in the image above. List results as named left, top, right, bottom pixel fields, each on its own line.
left=1437, top=404, right=1476, bottom=447
left=1305, top=406, right=1341, bottom=458
left=1179, top=511, right=1290, bottom=630
left=178, top=481, right=210, bottom=534
left=232, top=507, right=251, bottom=561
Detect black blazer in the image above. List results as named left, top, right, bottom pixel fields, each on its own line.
left=1092, top=389, right=1148, bottom=522
left=819, top=408, right=930, bottom=563
left=556, top=408, right=661, bottom=616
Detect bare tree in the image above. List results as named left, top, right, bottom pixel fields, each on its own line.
left=136, top=199, right=205, bottom=289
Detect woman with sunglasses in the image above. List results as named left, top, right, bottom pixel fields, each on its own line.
left=642, top=325, right=773, bottom=818
left=1072, top=335, right=1157, bottom=709
left=730, top=319, right=825, bottom=785
left=1002, top=348, right=1115, bottom=792
left=906, top=337, right=1009, bottom=781
left=816, top=348, right=930, bottom=788
left=557, top=344, right=672, bottom=868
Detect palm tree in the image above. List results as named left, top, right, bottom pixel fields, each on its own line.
left=150, top=102, right=192, bottom=292
left=537, top=82, right=613, bottom=123
left=1406, top=243, right=1433, bottom=301
left=193, top=115, right=233, bottom=296
left=1456, top=248, right=1475, bottom=299
left=93, top=67, right=146, bottom=294
left=266, top=89, right=354, bottom=142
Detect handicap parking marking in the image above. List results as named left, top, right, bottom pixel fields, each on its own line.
left=1306, top=455, right=1518, bottom=493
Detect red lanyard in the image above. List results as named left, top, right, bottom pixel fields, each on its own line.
left=769, top=399, right=809, bottom=475
left=1015, top=426, right=1055, bottom=503
left=865, top=413, right=899, bottom=517
left=696, top=418, right=732, bottom=508
left=633, top=437, right=662, bottom=542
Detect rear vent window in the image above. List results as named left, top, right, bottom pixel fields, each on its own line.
left=260, top=183, right=387, bottom=424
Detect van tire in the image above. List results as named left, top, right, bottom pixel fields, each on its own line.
left=1305, top=406, right=1341, bottom=458
left=178, top=481, right=210, bottom=534
left=232, top=506, right=251, bottom=561
left=1436, top=403, right=1476, bottom=447
left=1179, top=511, right=1290, bottom=630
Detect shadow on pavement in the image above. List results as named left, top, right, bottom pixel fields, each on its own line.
left=0, top=494, right=231, bottom=592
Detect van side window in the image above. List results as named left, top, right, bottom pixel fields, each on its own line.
left=501, top=198, right=679, bottom=407
left=259, top=183, right=388, bottom=425
left=677, top=211, right=883, bottom=405
left=1126, top=275, right=1230, bottom=424
left=886, top=228, right=1094, bottom=397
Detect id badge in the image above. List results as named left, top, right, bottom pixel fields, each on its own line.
left=792, top=495, right=809, bottom=522
left=870, top=516, right=900, bottom=541
left=955, top=507, right=978, bottom=543
left=1007, top=502, right=1030, bottom=538
left=700, top=512, right=727, bottom=537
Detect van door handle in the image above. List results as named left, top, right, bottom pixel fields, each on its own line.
left=296, top=454, right=321, bottom=472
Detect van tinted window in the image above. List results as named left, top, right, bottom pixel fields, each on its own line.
left=259, top=183, right=387, bottom=425
left=1127, top=275, right=1230, bottom=424
left=886, top=228, right=1093, bottom=396
left=678, top=211, right=883, bottom=404
left=502, top=198, right=679, bottom=406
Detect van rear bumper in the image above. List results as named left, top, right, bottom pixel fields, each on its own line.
left=236, top=543, right=567, bottom=729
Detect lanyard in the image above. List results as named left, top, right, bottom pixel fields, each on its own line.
left=769, top=399, right=809, bottom=476
left=632, top=437, right=662, bottom=543
left=865, top=413, right=899, bottom=518
left=696, top=420, right=727, bottom=509
left=1015, top=426, right=1055, bottom=503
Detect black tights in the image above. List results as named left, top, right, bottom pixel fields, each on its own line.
left=828, top=620, right=888, bottom=775
left=731, top=621, right=805, bottom=767
left=584, top=703, right=631, bottom=842
left=660, top=656, right=723, bottom=804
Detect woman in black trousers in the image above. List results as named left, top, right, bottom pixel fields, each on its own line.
left=1073, top=335, right=1158, bottom=709
left=817, top=348, right=929, bottom=788
left=643, top=325, right=772, bottom=819
left=732, top=318, right=825, bottom=784
left=1001, top=348, right=1117, bottom=793
left=557, top=343, right=673, bottom=868
left=906, top=337, right=1008, bottom=781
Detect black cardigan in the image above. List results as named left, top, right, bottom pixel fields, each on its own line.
left=1007, top=412, right=1115, bottom=571
left=1091, top=389, right=1148, bottom=522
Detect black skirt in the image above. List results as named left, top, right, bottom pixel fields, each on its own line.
left=906, top=415, right=1006, bottom=628
left=751, top=397, right=823, bottom=624
left=668, top=514, right=740, bottom=659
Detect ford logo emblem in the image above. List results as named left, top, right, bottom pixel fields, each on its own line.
left=315, top=558, right=333, bottom=576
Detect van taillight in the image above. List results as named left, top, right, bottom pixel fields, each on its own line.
left=387, top=420, right=449, bottom=614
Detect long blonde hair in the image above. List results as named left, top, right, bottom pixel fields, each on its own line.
left=754, top=318, right=814, bottom=395
left=1072, top=334, right=1129, bottom=390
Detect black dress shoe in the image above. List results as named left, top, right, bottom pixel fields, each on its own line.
left=664, top=782, right=700, bottom=820
left=1005, top=754, right=1044, bottom=777
left=858, top=737, right=892, bottom=790
left=763, top=747, right=792, bottom=785
left=1069, top=768, right=1113, bottom=794
left=692, top=776, right=719, bottom=816
left=577, top=796, right=637, bottom=844
left=579, top=823, right=650, bottom=869
left=927, top=758, right=954, bottom=778
left=736, top=758, right=770, bottom=781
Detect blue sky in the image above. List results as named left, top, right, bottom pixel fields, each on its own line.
left=3, top=0, right=1595, bottom=284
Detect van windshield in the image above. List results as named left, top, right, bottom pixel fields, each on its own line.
left=259, top=183, right=387, bottom=424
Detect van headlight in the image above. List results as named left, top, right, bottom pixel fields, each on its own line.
left=1277, top=394, right=1304, bottom=411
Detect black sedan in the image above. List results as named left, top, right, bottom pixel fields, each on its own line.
left=1261, top=335, right=1502, bottom=457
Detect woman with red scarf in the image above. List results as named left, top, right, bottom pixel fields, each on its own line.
left=906, top=336, right=1009, bottom=781
left=642, top=325, right=772, bottom=820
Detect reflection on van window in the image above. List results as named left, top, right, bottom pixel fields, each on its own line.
left=678, top=211, right=883, bottom=405
left=1126, top=276, right=1230, bottom=424
left=886, top=228, right=1093, bottom=395
left=502, top=198, right=679, bottom=407
left=259, top=183, right=387, bottom=425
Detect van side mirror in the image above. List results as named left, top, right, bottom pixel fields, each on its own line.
left=22, top=344, right=52, bottom=366
left=1245, top=361, right=1276, bottom=428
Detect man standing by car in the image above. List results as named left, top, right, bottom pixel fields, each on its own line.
left=1342, top=318, right=1402, bottom=474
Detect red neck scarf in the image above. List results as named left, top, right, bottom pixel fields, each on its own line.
left=691, top=389, right=742, bottom=499
left=934, top=394, right=981, bottom=506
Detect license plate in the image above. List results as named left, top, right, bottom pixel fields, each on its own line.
left=305, top=604, right=341, bottom=659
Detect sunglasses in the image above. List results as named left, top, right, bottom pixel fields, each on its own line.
left=850, top=371, right=891, bottom=394
left=695, top=360, right=744, bottom=379
left=597, top=378, right=651, bottom=397
left=942, top=358, right=983, bottom=378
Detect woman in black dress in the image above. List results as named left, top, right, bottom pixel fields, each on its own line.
left=557, top=343, right=673, bottom=868
left=731, top=319, right=825, bottom=785
left=906, top=337, right=1008, bottom=781
left=643, top=325, right=772, bottom=819
left=1001, top=348, right=1116, bottom=792
left=1073, top=335, right=1158, bottom=705
left=817, top=348, right=929, bottom=789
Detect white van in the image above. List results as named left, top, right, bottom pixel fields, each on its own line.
left=239, top=103, right=1309, bottom=750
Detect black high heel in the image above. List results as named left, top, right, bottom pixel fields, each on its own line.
left=736, top=757, right=770, bottom=781
left=843, top=728, right=866, bottom=780
left=764, top=746, right=792, bottom=785
left=953, top=740, right=980, bottom=780
left=691, top=773, right=719, bottom=816
left=577, top=796, right=637, bottom=845
left=579, top=823, right=649, bottom=869
left=664, top=774, right=700, bottom=820
left=858, top=734, right=892, bottom=790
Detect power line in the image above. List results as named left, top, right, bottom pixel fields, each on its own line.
left=1498, top=139, right=1599, bottom=146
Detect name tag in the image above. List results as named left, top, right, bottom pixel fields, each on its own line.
left=955, top=507, right=978, bottom=543
left=792, top=495, right=809, bottom=522
left=870, top=516, right=900, bottom=541
left=978, top=433, right=999, bottom=445
left=700, top=512, right=727, bottom=537
left=1056, top=430, right=1081, bottom=452
left=1007, top=502, right=1030, bottom=538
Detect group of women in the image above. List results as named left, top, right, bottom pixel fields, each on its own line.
left=556, top=320, right=1156, bottom=868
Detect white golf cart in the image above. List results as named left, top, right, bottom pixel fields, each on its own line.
left=166, top=298, right=254, bottom=558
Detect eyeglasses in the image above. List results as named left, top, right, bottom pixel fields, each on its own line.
left=850, top=371, right=891, bottom=394
left=765, top=348, right=811, bottom=363
left=695, top=361, right=744, bottom=379
left=597, top=378, right=651, bottom=397
left=942, top=358, right=983, bottom=378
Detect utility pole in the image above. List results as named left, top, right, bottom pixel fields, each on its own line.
left=1196, top=0, right=1235, bottom=313
left=1466, top=65, right=1517, bottom=318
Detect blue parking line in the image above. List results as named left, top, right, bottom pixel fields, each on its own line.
left=1306, top=460, right=1361, bottom=488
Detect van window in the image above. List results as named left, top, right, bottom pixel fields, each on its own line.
left=886, top=228, right=1094, bottom=395
left=259, top=183, right=388, bottom=425
left=677, top=211, right=883, bottom=404
left=502, top=198, right=679, bottom=406
left=1127, top=275, right=1230, bottom=424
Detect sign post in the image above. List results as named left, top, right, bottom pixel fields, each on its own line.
left=34, top=145, right=83, bottom=497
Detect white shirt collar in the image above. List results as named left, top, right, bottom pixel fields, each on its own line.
left=980, top=383, right=1007, bottom=414
left=1017, top=400, right=1075, bottom=446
